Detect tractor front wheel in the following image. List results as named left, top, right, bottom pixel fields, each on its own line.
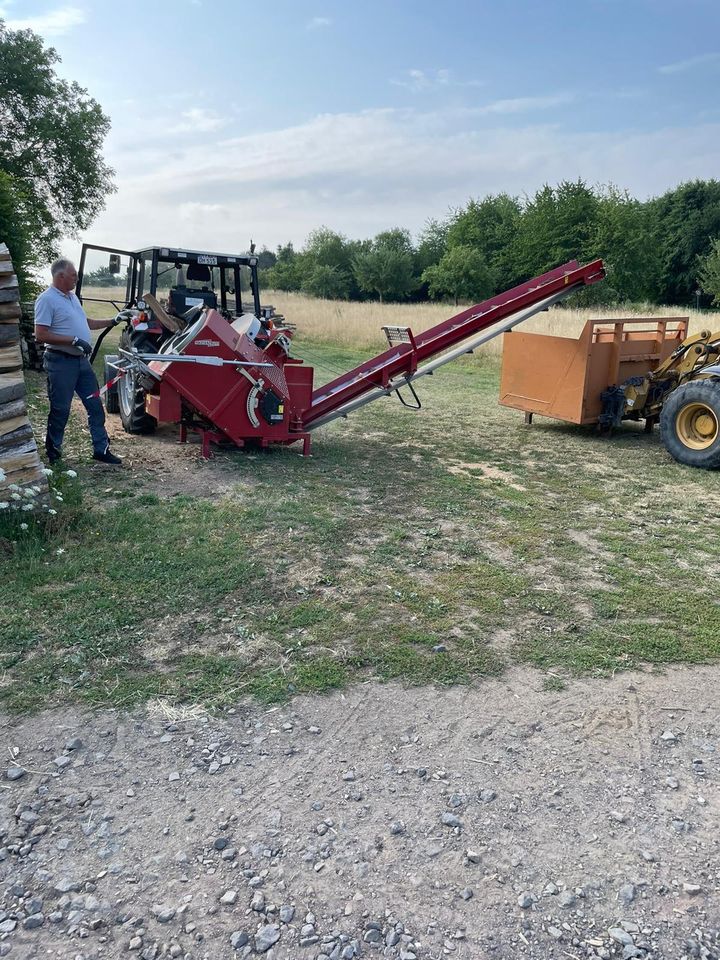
left=660, top=379, right=720, bottom=469
left=118, top=330, right=157, bottom=435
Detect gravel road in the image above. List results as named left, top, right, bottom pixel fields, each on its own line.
left=2, top=665, right=718, bottom=960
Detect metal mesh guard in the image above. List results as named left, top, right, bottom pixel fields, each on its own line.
left=382, top=325, right=412, bottom=346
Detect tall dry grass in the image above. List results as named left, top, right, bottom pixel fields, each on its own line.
left=81, top=284, right=705, bottom=358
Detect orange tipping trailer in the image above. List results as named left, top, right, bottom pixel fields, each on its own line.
left=499, top=316, right=690, bottom=425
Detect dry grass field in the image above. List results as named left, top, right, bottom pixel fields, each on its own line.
left=81, top=284, right=704, bottom=357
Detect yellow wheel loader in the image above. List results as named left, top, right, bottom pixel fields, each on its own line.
left=500, top=319, right=720, bottom=469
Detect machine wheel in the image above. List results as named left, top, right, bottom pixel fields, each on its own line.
left=118, top=330, right=157, bottom=434
left=104, top=355, right=120, bottom=414
left=660, top=379, right=720, bottom=469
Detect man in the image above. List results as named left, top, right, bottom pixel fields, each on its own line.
left=34, top=258, right=123, bottom=465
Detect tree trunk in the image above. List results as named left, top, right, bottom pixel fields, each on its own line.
left=0, top=242, right=49, bottom=500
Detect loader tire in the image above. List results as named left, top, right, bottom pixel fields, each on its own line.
left=104, top=355, right=120, bottom=414
left=118, top=331, right=157, bottom=435
left=660, top=379, right=720, bottom=470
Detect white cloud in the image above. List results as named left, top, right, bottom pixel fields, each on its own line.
left=166, top=108, right=227, bottom=134
left=392, top=69, right=451, bottom=92
left=392, top=68, right=484, bottom=93
left=82, top=105, right=720, bottom=256
left=658, top=52, right=720, bottom=75
left=5, top=5, right=85, bottom=36
left=476, top=94, right=575, bottom=115
left=307, top=16, right=331, bottom=29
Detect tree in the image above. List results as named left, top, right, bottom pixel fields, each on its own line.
left=301, top=228, right=355, bottom=298
left=422, top=245, right=495, bottom=304
left=651, top=179, right=720, bottom=304
left=302, top=264, right=351, bottom=300
left=353, top=245, right=415, bottom=302
left=589, top=185, right=659, bottom=303
left=264, top=242, right=301, bottom=291
left=0, top=22, right=114, bottom=271
left=415, top=217, right=449, bottom=275
left=699, top=238, right=720, bottom=305
left=447, top=193, right=522, bottom=291
left=511, top=180, right=599, bottom=281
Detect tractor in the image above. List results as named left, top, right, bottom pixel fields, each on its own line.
left=75, top=243, right=279, bottom=435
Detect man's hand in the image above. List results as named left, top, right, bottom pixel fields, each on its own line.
left=113, top=309, right=134, bottom=326
left=72, top=337, right=92, bottom=357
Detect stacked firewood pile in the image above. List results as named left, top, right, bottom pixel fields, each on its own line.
left=0, top=242, right=49, bottom=500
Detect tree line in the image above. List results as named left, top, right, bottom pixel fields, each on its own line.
left=260, top=180, right=720, bottom=308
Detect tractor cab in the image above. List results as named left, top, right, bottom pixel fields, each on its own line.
left=76, top=243, right=265, bottom=332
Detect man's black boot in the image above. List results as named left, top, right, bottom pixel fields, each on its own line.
left=45, top=440, right=62, bottom=464
left=93, top=447, right=122, bottom=465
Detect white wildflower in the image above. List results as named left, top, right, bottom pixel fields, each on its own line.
left=31, top=485, right=41, bottom=494
left=65, top=469, right=78, bottom=478
left=56, top=547, right=65, bottom=555
left=41, top=468, right=54, bottom=477
left=21, top=503, right=34, bottom=512
left=11, top=493, right=21, bottom=501
left=23, top=488, right=37, bottom=498
left=0, top=468, right=5, bottom=483
left=48, top=509, right=57, bottom=516
left=0, top=502, right=8, bottom=510
left=20, top=523, right=28, bottom=531
left=55, top=495, right=64, bottom=502
left=8, top=484, right=20, bottom=492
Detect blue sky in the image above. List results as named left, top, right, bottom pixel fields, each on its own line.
left=4, top=0, right=720, bottom=257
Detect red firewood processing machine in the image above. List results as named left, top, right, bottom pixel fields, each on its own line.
left=112, top=260, right=606, bottom=457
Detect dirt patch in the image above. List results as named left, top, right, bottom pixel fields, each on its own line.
left=445, top=460, right=527, bottom=492
left=2, top=665, right=719, bottom=960
left=93, top=406, right=252, bottom=500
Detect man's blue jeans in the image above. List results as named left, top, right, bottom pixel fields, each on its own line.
left=44, top=351, right=109, bottom=455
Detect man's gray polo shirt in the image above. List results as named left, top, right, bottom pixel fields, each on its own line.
left=35, top=287, right=92, bottom=350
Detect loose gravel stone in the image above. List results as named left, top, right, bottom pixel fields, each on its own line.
left=441, top=812, right=462, bottom=828
left=230, top=931, right=249, bottom=950
left=220, top=890, right=238, bottom=906
left=6, top=767, right=25, bottom=781
left=254, top=923, right=280, bottom=953
left=151, top=904, right=176, bottom=923
left=23, top=913, right=44, bottom=929
left=619, top=883, right=636, bottom=904
left=517, top=892, right=533, bottom=909
left=279, top=905, right=295, bottom=924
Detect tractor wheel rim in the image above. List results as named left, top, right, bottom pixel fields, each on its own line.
left=118, top=365, right=136, bottom=416
left=676, top=401, right=719, bottom=450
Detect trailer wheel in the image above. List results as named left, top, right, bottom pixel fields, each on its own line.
left=118, top=331, right=157, bottom=435
left=104, top=355, right=120, bottom=414
left=660, top=379, right=720, bottom=469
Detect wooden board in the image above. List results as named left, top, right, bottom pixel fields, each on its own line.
left=0, top=342, right=22, bottom=373
left=0, top=450, right=49, bottom=489
left=0, top=303, right=22, bottom=321
left=0, top=273, right=18, bottom=290
left=0, top=288, right=20, bottom=303
left=142, top=292, right=183, bottom=333
left=0, top=371, right=25, bottom=404
left=0, top=398, right=27, bottom=423
left=0, top=415, right=32, bottom=441
left=0, top=323, right=19, bottom=346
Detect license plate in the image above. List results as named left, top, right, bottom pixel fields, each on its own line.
left=197, top=255, right=217, bottom=265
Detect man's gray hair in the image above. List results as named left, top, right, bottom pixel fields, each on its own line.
left=51, top=258, right=75, bottom=277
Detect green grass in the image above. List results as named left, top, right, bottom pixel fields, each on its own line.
left=2, top=338, right=719, bottom=712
